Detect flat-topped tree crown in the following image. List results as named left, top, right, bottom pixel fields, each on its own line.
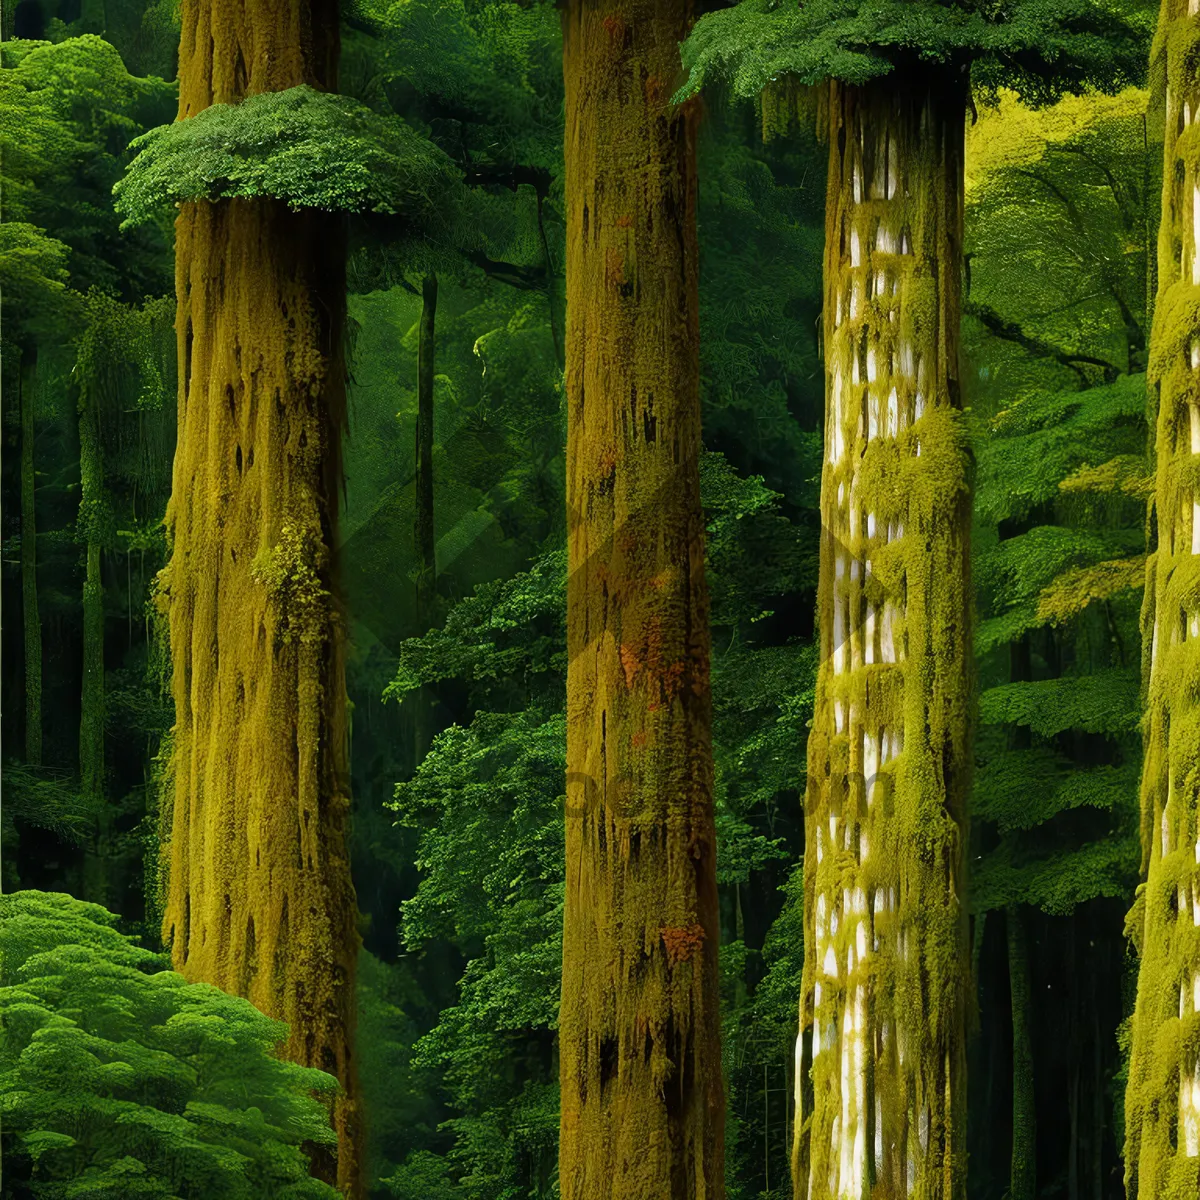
left=677, top=0, right=1149, bottom=107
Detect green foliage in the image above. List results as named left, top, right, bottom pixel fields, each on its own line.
left=0, top=35, right=174, bottom=298
left=974, top=374, right=1147, bottom=524
left=676, top=0, right=1148, bottom=105
left=0, top=890, right=341, bottom=1199
left=115, top=85, right=459, bottom=226
left=980, top=669, right=1140, bottom=736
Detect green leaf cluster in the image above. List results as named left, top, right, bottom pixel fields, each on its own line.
left=0, top=890, right=341, bottom=1199
left=114, top=85, right=460, bottom=226
left=677, top=0, right=1149, bottom=106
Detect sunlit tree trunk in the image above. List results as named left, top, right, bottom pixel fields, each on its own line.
left=559, top=0, right=724, bottom=1196
left=158, top=0, right=362, bottom=1192
left=20, top=343, right=41, bottom=767
left=1125, top=2, right=1200, bottom=1195
left=792, top=72, right=972, bottom=1200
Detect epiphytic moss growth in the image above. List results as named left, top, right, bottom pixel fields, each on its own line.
left=114, top=86, right=457, bottom=229
left=154, top=0, right=363, bottom=1193
left=559, top=0, right=724, bottom=1196
left=1125, top=2, right=1200, bottom=1196
left=784, top=74, right=973, bottom=1200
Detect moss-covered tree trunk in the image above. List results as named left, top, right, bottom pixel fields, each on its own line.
left=1125, top=2, right=1200, bottom=1195
left=1007, top=906, right=1036, bottom=1200
left=158, top=0, right=361, bottom=1192
left=792, top=72, right=972, bottom=1200
left=79, top=396, right=108, bottom=905
left=559, top=0, right=724, bottom=1196
left=20, top=343, right=41, bottom=768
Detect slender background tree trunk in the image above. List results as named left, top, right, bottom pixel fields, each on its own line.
left=413, top=272, right=437, bottom=763
left=159, top=0, right=362, bottom=1190
left=20, top=343, right=41, bottom=767
left=559, top=1, right=724, bottom=1195
left=79, top=395, right=108, bottom=905
left=793, top=71, right=972, bottom=1200
left=1007, top=906, right=1036, bottom=1200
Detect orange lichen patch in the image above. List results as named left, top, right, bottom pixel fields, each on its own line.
left=620, top=642, right=641, bottom=688
left=644, top=74, right=666, bottom=108
left=658, top=659, right=685, bottom=701
left=561, top=1, right=720, bottom=1194
left=605, top=246, right=626, bottom=288
left=661, top=922, right=706, bottom=966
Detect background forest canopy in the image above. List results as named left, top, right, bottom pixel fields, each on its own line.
left=0, top=0, right=1168, bottom=1194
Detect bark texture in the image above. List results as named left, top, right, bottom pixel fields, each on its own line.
left=20, top=345, right=41, bottom=767
left=159, top=0, right=361, bottom=1192
left=559, top=1, right=724, bottom=1196
left=1125, top=2, right=1200, bottom=1195
left=792, top=74, right=972, bottom=1200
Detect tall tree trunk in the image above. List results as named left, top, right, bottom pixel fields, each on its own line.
left=80, top=395, right=108, bottom=905
left=413, top=273, right=437, bottom=763
left=415, top=272, right=437, bottom=622
left=1008, top=906, right=1036, bottom=1200
left=792, top=72, right=972, bottom=1200
left=158, top=0, right=361, bottom=1192
left=559, top=1, right=724, bottom=1196
left=1125, top=2, right=1200, bottom=1196
left=20, top=343, right=42, bottom=767
left=536, top=190, right=565, bottom=372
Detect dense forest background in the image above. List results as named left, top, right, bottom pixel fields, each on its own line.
left=0, top=0, right=1160, bottom=1196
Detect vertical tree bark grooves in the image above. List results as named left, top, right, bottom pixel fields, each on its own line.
left=20, top=344, right=42, bottom=767
left=792, top=72, right=972, bottom=1200
left=159, top=0, right=361, bottom=1191
left=80, top=395, right=107, bottom=905
left=1125, top=2, right=1200, bottom=1195
left=559, top=1, right=724, bottom=1196
left=1007, top=906, right=1036, bottom=1200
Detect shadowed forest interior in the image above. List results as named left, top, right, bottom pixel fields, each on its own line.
left=2, top=0, right=1196, bottom=1195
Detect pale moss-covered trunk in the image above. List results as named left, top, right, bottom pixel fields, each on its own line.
left=1007, top=906, right=1036, bottom=1200
left=159, top=0, right=361, bottom=1192
left=559, top=0, right=724, bottom=1195
left=20, top=344, right=42, bottom=767
left=80, top=395, right=108, bottom=905
left=793, top=74, right=971, bottom=1200
left=1124, top=2, right=1200, bottom=1195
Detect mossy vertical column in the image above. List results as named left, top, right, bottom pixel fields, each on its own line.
left=1125, top=2, right=1200, bottom=1194
left=20, top=344, right=41, bottom=767
left=793, top=73, right=971, bottom=1200
left=559, top=0, right=724, bottom=1196
left=79, top=393, right=108, bottom=905
left=158, top=0, right=361, bottom=1192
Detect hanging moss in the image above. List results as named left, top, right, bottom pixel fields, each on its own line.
left=792, top=71, right=972, bottom=1200
left=153, top=0, right=363, bottom=1194
left=558, top=0, right=725, bottom=1195
left=1124, top=2, right=1200, bottom=1197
